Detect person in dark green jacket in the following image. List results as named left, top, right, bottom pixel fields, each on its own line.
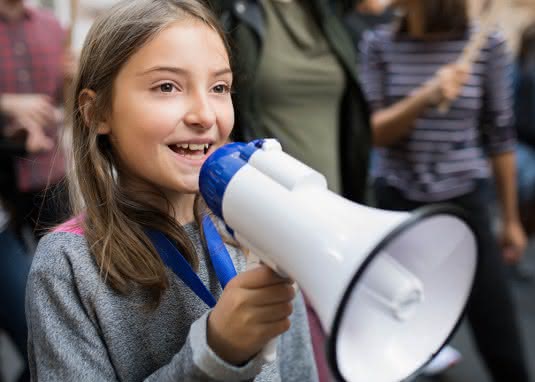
left=213, top=1, right=371, bottom=380
left=214, top=0, right=371, bottom=203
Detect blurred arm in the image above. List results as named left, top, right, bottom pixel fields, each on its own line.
left=482, top=33, right=526, bottom=261
left=491, top=152, right=520, bottom=223
left=359, top=27, right=434, bottom=147
left=370, top=84, right=435, bottom=146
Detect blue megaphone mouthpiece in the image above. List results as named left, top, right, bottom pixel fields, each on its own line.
left=199, top=140, right=263, bottom=220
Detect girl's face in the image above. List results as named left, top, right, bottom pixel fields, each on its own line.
left=101, top=19, right=234, bottom=198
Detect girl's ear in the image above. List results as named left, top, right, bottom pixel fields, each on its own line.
left=79, top=89, right=111, bottom=135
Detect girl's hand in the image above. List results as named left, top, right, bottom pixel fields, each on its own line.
left=423, top=63, right=470, bottom=106
left=207, top=265, right=295, bottom=365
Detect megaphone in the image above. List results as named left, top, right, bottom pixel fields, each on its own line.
left=199, top=139, right=478, bottom=382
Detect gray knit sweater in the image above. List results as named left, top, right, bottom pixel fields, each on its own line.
left=26, top=222, right=319, bottom=381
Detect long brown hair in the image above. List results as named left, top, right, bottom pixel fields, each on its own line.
left=67, top=0, right=230, bottom=301
left=398, top=0, right=469, bottom=38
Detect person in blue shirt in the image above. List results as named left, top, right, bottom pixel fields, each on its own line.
left=514, top=22, right=535, bottom=215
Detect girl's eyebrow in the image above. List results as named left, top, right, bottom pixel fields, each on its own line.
left=137, top=66, right=232, bottom=77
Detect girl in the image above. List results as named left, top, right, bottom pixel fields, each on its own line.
left=359, top=0, right=530, bottom=381
left=25, top=1, right=318, bottom=381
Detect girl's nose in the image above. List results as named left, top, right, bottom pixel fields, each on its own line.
left=183, top=92, right=216, bottom=130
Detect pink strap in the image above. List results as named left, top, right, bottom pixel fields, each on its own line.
left=304, top=295, right=332, bottom=382
left=53, top=216, right=84, bottom=236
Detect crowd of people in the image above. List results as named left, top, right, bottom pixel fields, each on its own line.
left=0, top=0, right=533, bottom=381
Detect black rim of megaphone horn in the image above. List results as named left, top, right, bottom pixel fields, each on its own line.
left=326, top=203, right=479, bottom=382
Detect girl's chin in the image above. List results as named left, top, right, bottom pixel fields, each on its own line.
left=174, top=179, right=201, bottom=195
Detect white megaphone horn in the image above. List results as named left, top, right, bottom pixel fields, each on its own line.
left=199, top=139, right=478, bottom=382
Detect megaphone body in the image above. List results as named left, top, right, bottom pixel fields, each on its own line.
left=199, top=139, right=478, bottom=382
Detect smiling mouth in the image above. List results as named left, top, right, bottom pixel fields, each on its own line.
left=168, top=143, right=211, bottom=159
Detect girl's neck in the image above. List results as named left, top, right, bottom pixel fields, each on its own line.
left=169, top=192, right=196, bottom=225
left=406, top=5, right=426, bottom=38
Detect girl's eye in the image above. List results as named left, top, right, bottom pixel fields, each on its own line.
left=213, top=84, right=230, bottom=94
left=159, top=83, right=176, bottom=93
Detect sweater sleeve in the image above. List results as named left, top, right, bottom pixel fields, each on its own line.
left=26, top=241, right=118, bottom=381
left=26, top=234, right=267, bottom=382
left=145, top=311, right=266, bottom=382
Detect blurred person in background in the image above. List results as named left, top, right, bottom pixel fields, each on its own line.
left=510, top=21, right=535, bottom=281
left=0, top=206, right=31, bottom=382
left=514, top=22, right=535, bottom=232
left=0, top=0, right=73, bottom=242
left=0, top=115, right=31, bottom=382
left=214, top=1, right=371, bottom=380
left=344, top=0, right=395, bottom=51
left=0, top=1, right=72, bottom=380
left=359, top=0, right=531, bottom=381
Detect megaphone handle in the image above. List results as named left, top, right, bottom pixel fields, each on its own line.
left=246, top=253, right=278, bottom=363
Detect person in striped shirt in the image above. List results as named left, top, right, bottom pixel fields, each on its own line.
left=359, top=0, right=531, bottom=381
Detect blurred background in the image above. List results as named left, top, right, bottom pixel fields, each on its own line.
left=1, top=0, right=534, bottom=381
left=30, top=0, right=535, bottom=55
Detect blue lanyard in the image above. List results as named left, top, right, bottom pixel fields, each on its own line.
left=145, top=216, right=238, bottom=308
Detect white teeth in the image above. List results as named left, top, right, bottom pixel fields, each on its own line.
left=172, top=143, right=211, bottom=154
left=174, top=143, right=209, bottom=150
left=188, top=143, right=204, bottom=151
